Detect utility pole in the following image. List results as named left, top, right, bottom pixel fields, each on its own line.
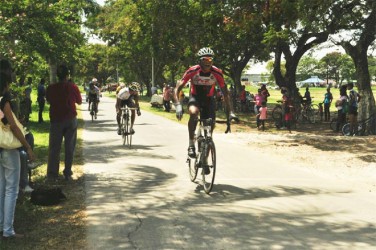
left=151, top=24, right=155, bottom=88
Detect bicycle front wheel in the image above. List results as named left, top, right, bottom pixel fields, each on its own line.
left=202, top=141, right=216, bottom=194
left=121, top=114, right=128, bottom=146
left=90, top=103, right=95, bottom=122
left=188, top=156, right=198, bottom=182
left=342, top=123, right=351, bottom=136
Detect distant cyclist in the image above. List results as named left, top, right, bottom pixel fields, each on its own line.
left=115, top=82, right=141, bottom=135
left=87, top=79, right=100, bottom=118
left=173, top=47, right=237, bottom=158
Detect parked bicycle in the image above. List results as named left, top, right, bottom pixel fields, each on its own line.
left=120, top=107, right=138, bottom=148
left=272, top=100, right=317, bottom=128
left=187, top=118, right=216, bottom=194
left=342, top=113, right=376, bottom=136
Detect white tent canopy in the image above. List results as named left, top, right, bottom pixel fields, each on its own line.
left=298, top=76, right=325, bottom=87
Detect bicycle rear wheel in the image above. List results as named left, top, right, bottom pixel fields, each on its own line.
left=202, top=141, right=216, bottom=194
left=306, top=109, right=316, bottom=124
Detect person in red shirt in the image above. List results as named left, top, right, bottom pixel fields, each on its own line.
left=239, top=85, right=246, bottom=112
left=173, top=47, right=237, bottom=158
left=46, top=64, right=82, bottom=181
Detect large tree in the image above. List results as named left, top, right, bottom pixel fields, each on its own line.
left=263, top=0, right=340, bottom=98
left=335, top=0, right=376, bottom=118
left=0, top=0, right=98, bottom=83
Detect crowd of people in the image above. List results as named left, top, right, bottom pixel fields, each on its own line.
left=1, top=60, right=83, bottom=239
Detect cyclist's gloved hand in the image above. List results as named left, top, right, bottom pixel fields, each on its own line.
left=175, top=103, right=183, bottom=121
left=137, top=107, right=141, bottom=116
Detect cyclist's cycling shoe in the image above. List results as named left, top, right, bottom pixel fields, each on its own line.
left=130, top=128, right=135, bottom=134
left=203, top=165, right=210, bottom=175
left=188, top=146, right=196, bottom=158
left=117, top=127, right=122, bottom=135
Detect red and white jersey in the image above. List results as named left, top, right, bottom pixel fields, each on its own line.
left=117, top=87, right=131, bottom=100
left=181, top=65, right=225, bottom=97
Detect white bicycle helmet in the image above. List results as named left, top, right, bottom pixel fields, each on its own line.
left=197, top=47, right=214, bottom=57
left=129, top=82, right=140, bottom=91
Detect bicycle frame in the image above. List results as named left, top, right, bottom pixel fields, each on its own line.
left=120, top=107, right=138, bottom=147
left=187, top=118, right=216, bottom=194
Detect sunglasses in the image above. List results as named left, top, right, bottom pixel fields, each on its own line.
left=200, top=57, right=213, bottom=62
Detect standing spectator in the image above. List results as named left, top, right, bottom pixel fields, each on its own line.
left=347, top=82, right=361, bottom=135
left=318, top=103, right=324, bottom=121
left=229, top=84, right=237, bottom=112
left=303, top=86, right=312, bottom=106
left=239, top=85, right=246, bottom=112
left=46, top=64, right=82, bottom=181
left=37, top=78, right=46, bottom=123
left=254, top=89, right=264, bottom=128
left=24, top=77, right=33, bottom=123
left=19, top=133, right=36, bottom=192
left=335, top=86, right=348, bottom=132
left=260, top=84, right=270, bottom=103
left=1, top=59, right=35, bottom=239
left=162, top=84, right=172, bottom=112
left=281, top=87, right=291, bottom=130
left=323, top=87, right=333, bottom=121
left=258, top=101, right=268, bottom=131
left=285, top=105, right=293, bottom=133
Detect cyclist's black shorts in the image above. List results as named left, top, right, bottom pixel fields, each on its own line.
left=120, top=97, right=136, bottom=108
left=188, top=94, right=216, bottom=120
left=88, top=93, right=98, bottom=102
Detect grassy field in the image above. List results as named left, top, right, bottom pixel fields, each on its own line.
left=3, top=84, right=374, bottom=249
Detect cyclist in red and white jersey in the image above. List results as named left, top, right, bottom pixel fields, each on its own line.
left=173, top=47, right=237, bottom=157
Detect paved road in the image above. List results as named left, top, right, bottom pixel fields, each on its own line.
left=82, top=95, right=376, bottom=249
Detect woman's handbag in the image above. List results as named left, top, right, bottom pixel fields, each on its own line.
left=0, top=111, right=27, bottom=149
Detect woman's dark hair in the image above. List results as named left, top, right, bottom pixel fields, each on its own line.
left=340, top=85, right=347, bottom=96
left=0, top=59, right=12, bottom=96
left=0, top=72, right=11, bottom=96
left=57, top=64, right=69, bottom=80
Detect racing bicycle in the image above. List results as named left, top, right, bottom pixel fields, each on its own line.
left=342, top=113, right=376, bottom=136
left=120, top=107, right=137, bottom=148
left=90, top=99, right=98, bottom=122
left=187, top=118, right=216, bottom=194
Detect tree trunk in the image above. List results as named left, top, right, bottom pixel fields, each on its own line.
left=343, top=43, right=376, bottom=119
left=49, top=60, right=57, bottom=84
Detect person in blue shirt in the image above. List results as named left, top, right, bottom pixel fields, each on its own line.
left=323, top=87, right=333, bottom=121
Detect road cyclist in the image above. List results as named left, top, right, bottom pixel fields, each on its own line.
left=173, top=47, right=238, bottom=175
left=115, top=82, right=141, bottom=135
left=87, top=79, right=100, bottom=120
